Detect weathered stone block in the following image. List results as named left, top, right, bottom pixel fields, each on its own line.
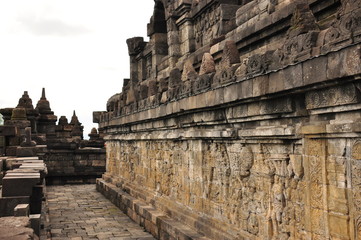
left=145, top=219, right=158, bottom=237
left=328, top=214, right=350, bottom=239
left=2, top=173, right=40, bottom=197
left=140, top=83, right=149, bottom=99
left=252, top=75, right=269, bottom=97
left=0, top=126, right=16, bottom=136
left=303, top=56, right=327, bottom=86
left=284, top=64, right=303, bottom=89
left=260, top=97, right=293, bottom=115
left=231, top=104, right=247, bottom=118
left=224, top=83, right=240, bottom=103
left=247, top=102, right=260, bottom=116
left=0, top=196, right=29, bottom=217
left=268, top=70, right=285, bottom=94
left=236, top=1, right=258, bottom=26
left=14, top=204, right=29, bottom=217
left=301, top=124, right=327, bottom=135
left=239, top=80, right=253, bottom=99
left=327, top=185, right=348, bottom=214
left=327, top=45, right=361, bottom=80
left=29, top=214, right=41, bottom=237
left=16, top=146, right=36, bottom=157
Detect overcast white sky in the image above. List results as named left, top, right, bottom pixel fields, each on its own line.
left=0, top=0, right=154, bottom=138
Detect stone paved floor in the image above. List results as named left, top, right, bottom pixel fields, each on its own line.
left=47, top=184, right=155, bottom=240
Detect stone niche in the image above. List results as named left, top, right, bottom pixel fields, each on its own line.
left=95, top=0, right=361, bottom=239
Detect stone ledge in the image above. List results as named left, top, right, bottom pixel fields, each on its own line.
left=97, top=176, right=254, bottom=240
left=301, top=120, right=361, bottom=135
left=96, top=178, right=212, bottom=240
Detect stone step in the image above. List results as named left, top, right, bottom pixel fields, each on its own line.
left=97, top=179, right=211, bottom=240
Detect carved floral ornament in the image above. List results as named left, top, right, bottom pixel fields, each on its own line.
left=352, top=141, right=361, bottom=160
left=351, top=139, right=361, bottom=239
left=305, top=84, right=360, bottom=110
left=237, top=1, right=361, bottom=77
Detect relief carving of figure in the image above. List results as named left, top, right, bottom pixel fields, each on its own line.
left=228, top=145, right=254, bottom=183
left=267, top=176, right=286, bottom=239
left=247, top=213, right=259, bottom=235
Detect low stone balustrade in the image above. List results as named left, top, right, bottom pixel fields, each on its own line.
left=0, top=156, right=48, bottom=239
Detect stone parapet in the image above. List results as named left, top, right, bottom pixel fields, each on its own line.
left=44, top=148, right=106, bottom=184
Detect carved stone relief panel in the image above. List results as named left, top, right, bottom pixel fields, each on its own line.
left=321, top=0, right=361, bottom=53
left=200, top=140, right=307, bottom=238
left=104, top=137, right=344, bottom=239
left=351, top=140, right=361, bottom=239
left=194, top=4, right=221, bottom=48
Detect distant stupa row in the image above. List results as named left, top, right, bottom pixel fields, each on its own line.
left=0, top=88, right=104, bottom=156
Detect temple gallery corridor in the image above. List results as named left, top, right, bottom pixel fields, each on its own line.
left=46, top=184, right=155, bottom=240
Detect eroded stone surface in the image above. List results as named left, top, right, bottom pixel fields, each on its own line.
left=0, top=216, right=36, bottom=240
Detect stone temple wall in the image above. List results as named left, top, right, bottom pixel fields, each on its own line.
left=44, top=148, right=106, bottom=184
left=95, top=0, right=361, bottom=239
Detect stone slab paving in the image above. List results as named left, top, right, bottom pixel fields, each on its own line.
left=47, top=184, right=155, bottom=240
